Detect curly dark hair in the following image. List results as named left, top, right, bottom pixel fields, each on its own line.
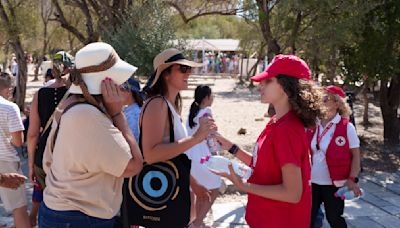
left=276, top=74, right=326, bottom=128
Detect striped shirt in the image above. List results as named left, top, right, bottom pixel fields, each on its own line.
left=0, top=96, right=24, bottom=162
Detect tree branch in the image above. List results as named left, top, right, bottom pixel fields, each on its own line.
left=51, top=0, right=87, bottom=44
left=165, top=1, right=238, bottom=24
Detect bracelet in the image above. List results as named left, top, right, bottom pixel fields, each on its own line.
left=111, top=112, right=122, bottom=119
left=228, top=144, right=239, bottom=155
left=348, top=177, right=359, bottom=183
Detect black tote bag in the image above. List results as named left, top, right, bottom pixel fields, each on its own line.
left=121, top=96, right=191, bottom=228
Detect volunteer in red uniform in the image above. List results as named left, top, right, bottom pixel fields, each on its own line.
left=215, top=55, right=325, bottom=228
left=309, top=86, right=361, bottom=228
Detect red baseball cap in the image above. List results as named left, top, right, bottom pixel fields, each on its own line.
left=251, top=54, right=311, bottom=82
left=324, top=85, right=346, bottom=98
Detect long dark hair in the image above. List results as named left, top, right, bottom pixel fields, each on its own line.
left=188, top=85, right=212, bottom=128
left=132, top=92, right=144, bottom=107
left=144, top=66, right=182, bottom=113
left=276, top=74, right=326, bottom=128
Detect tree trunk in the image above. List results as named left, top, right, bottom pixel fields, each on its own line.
left=239, top=53, right=244, bottom=83
left=256, top=0, right=281, bottom=62
left=246, top=55, right=250, bottom=78
left=13, top=41, right=27, bottom=110
left=2, top=43, right=9, bottom=71
left=288, top=11, right=302, bottom=54
left=380, top=77, right=400, bottom=145
left=325, top=51, right=338, bottom=84
left=362, top=81, right=370, bottom=126
left=0, top=1, right=27, bottom=110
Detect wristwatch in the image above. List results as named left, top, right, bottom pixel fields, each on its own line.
left=348, top=176, right=359, bottom=183
left=228, top=144, right=239, bottom=155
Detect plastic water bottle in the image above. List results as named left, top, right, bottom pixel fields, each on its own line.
left=202, top=113, right=221, bottom=155
left=334, top=186, right=349, bottom=198
left=334, top=186, right=364, bottom=200
left=200, top=155, right=252, bottom=180
left=341, top=189, right=364, bottom=200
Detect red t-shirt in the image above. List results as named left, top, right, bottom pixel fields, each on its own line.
left=245, top=111, right=312, bottom=228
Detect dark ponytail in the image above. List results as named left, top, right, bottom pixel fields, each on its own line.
left=188, top=85, right=212, bottom=128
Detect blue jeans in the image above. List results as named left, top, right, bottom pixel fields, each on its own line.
left=315, top=207, right=325, bottom=228
left=39, top=202, right=116, bottom=228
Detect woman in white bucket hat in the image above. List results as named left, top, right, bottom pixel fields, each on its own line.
left=38, top=42, right=143, bottom=227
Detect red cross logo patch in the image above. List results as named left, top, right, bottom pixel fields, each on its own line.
left=335, top=136, right=346, bottom=146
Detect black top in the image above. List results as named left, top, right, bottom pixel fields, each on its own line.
left=34, top=86, right=68, bottom=168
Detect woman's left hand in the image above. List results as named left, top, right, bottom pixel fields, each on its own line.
left=212, top=164, right=244, bottom=190
left=344, top=180, right=362, bottom=197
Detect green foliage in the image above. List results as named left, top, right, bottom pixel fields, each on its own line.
left=102, top=1, right=177, bottom=77
left=341, top=0, right=400, bottom=83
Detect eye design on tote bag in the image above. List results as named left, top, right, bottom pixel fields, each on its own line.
left=128, top=161, right=180, bottom=211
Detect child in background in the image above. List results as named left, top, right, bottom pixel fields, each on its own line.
left=186, top=85, right=221, bottom=228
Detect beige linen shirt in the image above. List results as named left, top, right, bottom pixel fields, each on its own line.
left=43, top=104, right=132, bottom=219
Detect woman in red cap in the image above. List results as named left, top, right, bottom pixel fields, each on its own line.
left=309, top=85, right=361, bottom=228
left=215, top=54, right=325, bottom=228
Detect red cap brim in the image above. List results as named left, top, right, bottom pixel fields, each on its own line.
left=251, top=71, right=274, bottom=82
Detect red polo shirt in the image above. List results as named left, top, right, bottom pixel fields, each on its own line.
left=245, top=111, right=311, bottom=228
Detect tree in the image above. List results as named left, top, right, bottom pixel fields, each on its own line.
left=50, top=0, right=138, bottom=45
left=342, top=0, right=400, bottom=146
left=0, top=0, right=29, bottom=110
left=102, top=1, right=178, bottom=77
left=32, top=0, right=54, bottom=81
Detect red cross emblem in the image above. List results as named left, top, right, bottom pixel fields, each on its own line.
left=335, top=136, right=346, bottom=146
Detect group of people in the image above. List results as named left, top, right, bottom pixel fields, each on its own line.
left=0, top=41, right=361, bottom=228
left=203, top=53, right=239, bottom=75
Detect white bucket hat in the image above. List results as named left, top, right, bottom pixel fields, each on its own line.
left=69, top=42, right=137, bottom=95
left=148, top=48, right=203, bottom=88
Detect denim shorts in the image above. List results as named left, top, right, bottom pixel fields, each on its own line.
left=38, top=202, right=115, bottom=228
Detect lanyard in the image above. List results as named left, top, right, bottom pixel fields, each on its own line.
left=316, top=122, right=334, bottom=151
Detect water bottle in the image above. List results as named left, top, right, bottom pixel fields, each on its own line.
left=200, top=155, right=253, bottom=180
left=340, top=189, right=364, bottom=200
left=202, top=113, right=220, bottom=155
left=334, top=186, right=349, bottom=198
left=334, top=186, right=364, bottom=200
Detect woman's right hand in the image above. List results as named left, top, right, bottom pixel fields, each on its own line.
left=193, top=117, right=217, bottom=142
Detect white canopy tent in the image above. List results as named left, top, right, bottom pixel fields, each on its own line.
left=183, top=39, right=240, bottom=52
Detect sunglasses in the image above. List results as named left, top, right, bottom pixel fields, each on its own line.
left=178, top=65, right=192, bottom=74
